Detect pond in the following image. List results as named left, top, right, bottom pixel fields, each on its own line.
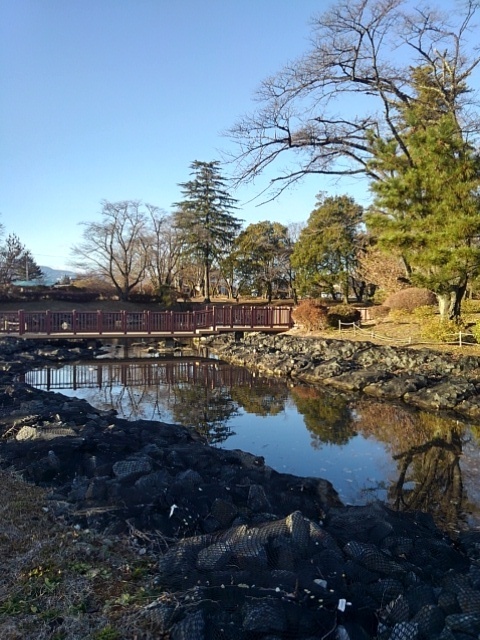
left=21, top=352, right=480, bottom=534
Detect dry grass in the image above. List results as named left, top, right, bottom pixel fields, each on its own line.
left=287, top=314, right=480, bottom=358
left=0, top=470, right=174, bottom=639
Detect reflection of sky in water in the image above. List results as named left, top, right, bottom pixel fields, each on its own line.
left=33, top=365, right=395, bottom=506
left=24, top=360, right=480, bottom=531
left=218, top=404, right=394, bottom=505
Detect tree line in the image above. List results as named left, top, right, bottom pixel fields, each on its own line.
left=6, top=0, right=480, bottom=320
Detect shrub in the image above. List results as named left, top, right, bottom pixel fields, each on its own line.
left=372, top=289, right=388, bottom=305
left=384, top=287, right=437, bottom=312
left=420, top=317, right=465, bottom=343
left=412, top=305, right=437, bottom=320
left=49, top=289, right=101, bottom=303
left=154, top=285, right=183, bottom=307
left=368, top=305, right=391, bottom=320
left=468, top=322, right=480, bottom=344
left=461, top=298, right=480, bottom=315
left=386, top=308, right=412, bottom=323
left=291, top=299, right=329, bottom=330
left=326, top=304, right=361, bottom=328
left=128, top=292, right=162, bottom=304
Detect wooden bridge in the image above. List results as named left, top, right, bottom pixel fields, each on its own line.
left=0, top=305, right=293, bottom=339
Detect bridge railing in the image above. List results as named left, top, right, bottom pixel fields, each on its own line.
left=0, top=305, right=292, bottom=336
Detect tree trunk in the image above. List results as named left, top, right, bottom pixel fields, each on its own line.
left=342, top=270, right=349, bottom=303
left=451, top=280, right=467, bottom=320
left=437, top=280, right=467, bottom=320
left=203, top=261, right=210, bottom=303
left=352, top=279, right=366, bottom=302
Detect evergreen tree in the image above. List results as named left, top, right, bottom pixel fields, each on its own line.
left=367, top=68, right=480, bottom=319
left=291, top=194, right=363, bottom=301
left=0, top=234, right=43, bottom=286
left=232, top=221, right=292, bottom=302
left=173, top=161, right=241, bottom=302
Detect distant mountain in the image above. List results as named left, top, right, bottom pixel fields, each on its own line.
left=40, top=266, right=78, bottom=285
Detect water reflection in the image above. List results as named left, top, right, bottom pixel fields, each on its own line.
left=22, top=359, right=480, bottom=532
left=167, top=381, right=239, bottom=444
left=291, top=386, right=356, bottom=447
left=354, top=402, right=478, bottom=531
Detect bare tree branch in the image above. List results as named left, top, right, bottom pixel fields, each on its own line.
left=226, top=0, right=480, bottom=197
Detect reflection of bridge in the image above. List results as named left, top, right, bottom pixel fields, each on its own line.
left=0, top=305, right=292, bottom=339
left=21, top=359, right=261, bottom=391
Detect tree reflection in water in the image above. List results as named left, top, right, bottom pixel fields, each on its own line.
left=354, top=401, right=478, bottom=532
left=281, top=384, right=480, bottom=532
left=169, top=384, right=239, bottom=444
left=230, top=380, right=288, bottom=417
left=290, top=386, right=356, bottom=447
left=23, top=360, right=480, bottom=530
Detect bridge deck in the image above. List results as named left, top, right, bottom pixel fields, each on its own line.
left=0, top=305, right=293, bottom=339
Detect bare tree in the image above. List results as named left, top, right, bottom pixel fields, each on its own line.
left=228, top=0, right=480, bottom=199
left=144, top=210, right=183, bottom=294
left=70, top=200, right=150, bottom=301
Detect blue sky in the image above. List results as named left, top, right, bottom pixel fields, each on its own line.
left=0, top=0, right=469, bottom=271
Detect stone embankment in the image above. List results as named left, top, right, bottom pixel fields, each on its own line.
left=211, top=332, right=480, bottom=420
left=2, top=336, right=480, bottom=639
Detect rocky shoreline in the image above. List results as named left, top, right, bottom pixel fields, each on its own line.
left=211, top=332, right=480, bottom=420
left=2, top=335, right=480, bottom=639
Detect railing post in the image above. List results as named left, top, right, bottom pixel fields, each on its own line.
left=122, top=310, right=127, bottom=334
left=45, top=310, right=51, bottom=335
left=170, top=310, right=174, bottom=334
left=19, top=310, right=25, bottom=335
left=72, top=309, right=77, bottom=335
left=97, top=310, right=103, bottom=335
left=251, top=305, right=254, bottom=328
left=145, top=310, right=151, bottom=334
left=212, top=305, right=216, bottom=330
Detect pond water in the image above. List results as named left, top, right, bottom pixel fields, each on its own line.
left=22, top=351, right=480, bottom=534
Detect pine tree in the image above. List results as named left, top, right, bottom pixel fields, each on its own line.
left=367, top=67, right=480, bottom=319
left=0, top=234, right=43, bottom=286
left=173, top=161, right=242, bottom=302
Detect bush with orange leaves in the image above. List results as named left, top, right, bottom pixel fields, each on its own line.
left=384, top=287, right=437, bottom=312
left=291, top=299, right=329, bottom=331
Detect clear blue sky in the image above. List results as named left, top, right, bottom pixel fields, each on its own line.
left=0, top=0, right=468, bottom=271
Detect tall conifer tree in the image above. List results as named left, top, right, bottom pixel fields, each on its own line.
left=367, top=68, right=480, bottom=319
left=174, top=161, right=241, bottom=302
